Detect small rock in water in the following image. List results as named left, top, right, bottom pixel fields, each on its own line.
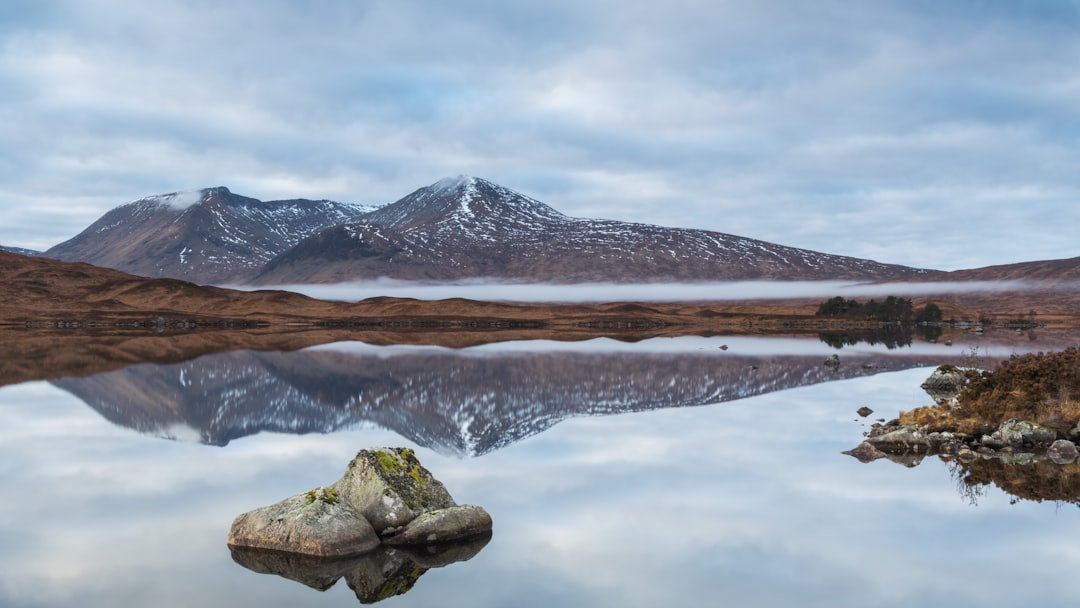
left=857, top=406, right=874, bottom=418
left=1047, top=439, right=1080, bottom=464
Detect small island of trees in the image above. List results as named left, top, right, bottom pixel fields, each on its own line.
left=815, top=296, right=943, bottom=324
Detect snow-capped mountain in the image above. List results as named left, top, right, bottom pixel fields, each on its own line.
left=45, top=187, right=376, bottom=283
left=255, top=176, right=929, bottom=284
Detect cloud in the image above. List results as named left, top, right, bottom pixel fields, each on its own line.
left=0, top=0, right=1077, bottom=269
left=159, top=190, right=204, bottom=209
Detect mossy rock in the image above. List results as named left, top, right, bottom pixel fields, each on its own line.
left=332, top=448, right=457, bottom=535
left=227, top=488, right=379, bottom=557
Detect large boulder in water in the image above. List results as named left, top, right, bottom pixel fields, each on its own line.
left=226, top=486, right=380, bottom=557
left=331, top=447, right=458, bottom=536
left=227, top=448, right=490, bottom=559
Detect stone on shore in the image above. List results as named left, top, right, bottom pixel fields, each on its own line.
left=866, top=425, right=931, bottom=454
left=997, top=419, right=1057, bottom=448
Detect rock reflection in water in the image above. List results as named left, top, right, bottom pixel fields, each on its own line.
left=50, top=339, right=934, bottom=456
left=229, top=534, right=491, bottom=604
left=852, top=451, right=1080, bottom=507
left=948, top=457, right=1080, bottom=507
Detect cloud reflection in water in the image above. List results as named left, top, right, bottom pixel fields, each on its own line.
left=1, top=343, right=1080, bottom=606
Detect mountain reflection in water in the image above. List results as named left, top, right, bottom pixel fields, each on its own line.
left=51, top=337, right=942, bottom=456
left=7, top=336, right=1080, bottom=607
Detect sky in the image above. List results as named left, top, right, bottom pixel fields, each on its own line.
left=1, top=0, right=1078, bottom=271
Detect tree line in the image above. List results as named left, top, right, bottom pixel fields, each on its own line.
left=815, top=296, right=943, bottom=323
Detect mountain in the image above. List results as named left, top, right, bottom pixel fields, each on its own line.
left=255, top=176, right=930, bottom=284
left=921, top=256, right=1080, bottom=282
left=0, top=245, right=40, bottom=256
left=45, top=187, right=376, bottom=283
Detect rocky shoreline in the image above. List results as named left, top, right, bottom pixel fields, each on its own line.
left=847, top=418, right=1080, bottom=466
left=846, top=363, right=1080, bottom=467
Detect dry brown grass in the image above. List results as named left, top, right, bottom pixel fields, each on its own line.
left=900, top=348, right=1080, bottom=434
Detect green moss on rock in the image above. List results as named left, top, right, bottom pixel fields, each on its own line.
left=334, top=448, right=457, bottom=533
left=303, top=486, right=339, bottom=506
left=374, top=450, right=402, bottom=475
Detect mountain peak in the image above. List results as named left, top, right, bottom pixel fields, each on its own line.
left=359, top=176, right=567, bottom=232
left=47, top=187, right=370, bottom=283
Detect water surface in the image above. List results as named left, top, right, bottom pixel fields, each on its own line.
left=2, top=335, right=1078, bottom=607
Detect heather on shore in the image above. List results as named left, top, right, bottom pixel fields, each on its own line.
left=901, top=347, right=1080, bottom=435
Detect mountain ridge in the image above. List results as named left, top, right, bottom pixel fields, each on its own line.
left=32, top=176, right=941, bottom=285
left=255, top=176, right=932, bottom=284
left=45, top=187, right=376, bottom=283
left=919, top=256, right=1080, bottom=282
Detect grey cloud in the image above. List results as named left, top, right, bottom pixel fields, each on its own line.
left=0, top=0, right=1078, bottom=269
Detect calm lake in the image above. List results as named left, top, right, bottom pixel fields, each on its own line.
left=2, top=333, right=1079, bottom=607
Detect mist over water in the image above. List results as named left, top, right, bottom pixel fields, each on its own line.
left=240, top=279, right=1045, bottom=303
left=304, top=335, right=1036, bottom=359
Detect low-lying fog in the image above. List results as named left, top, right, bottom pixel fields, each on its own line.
left=238, top=279, right=1043, bottom=303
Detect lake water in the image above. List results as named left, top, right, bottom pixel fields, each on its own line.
left=2, top=334, right=1079, bottom=607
